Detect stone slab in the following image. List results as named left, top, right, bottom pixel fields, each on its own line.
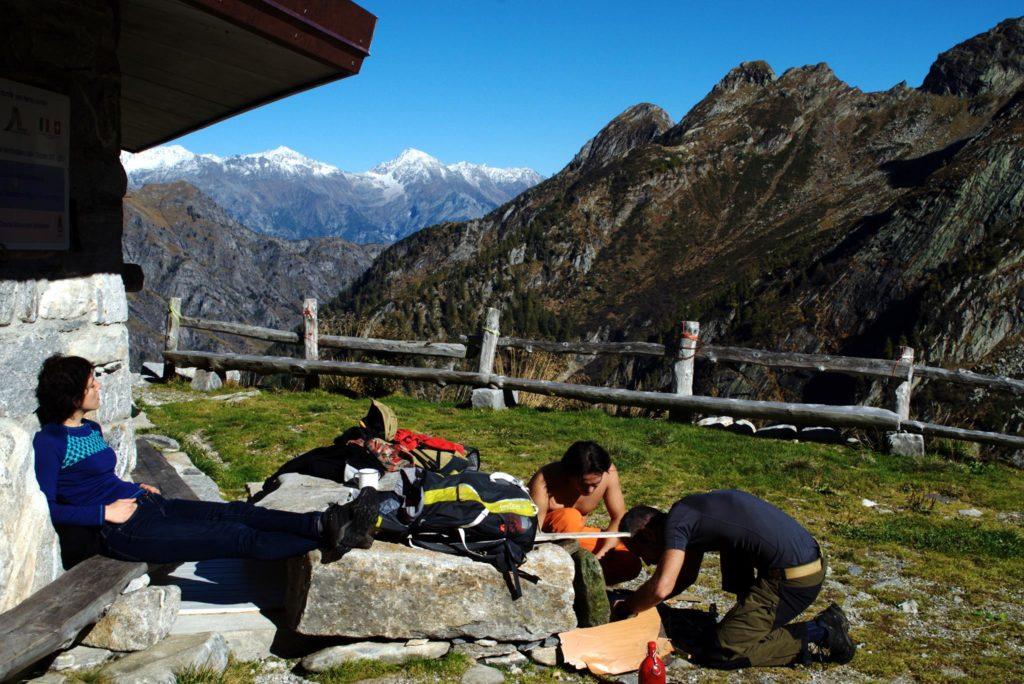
left=141, top=362, right=164, bottom=379
left=483, top=651, right=527, bottom=668
left=50, top=645, right=114, bottom=672
left=461, top=664, right=505, bottom=684
left=286, top=543, right=576, bottom=641
left=141, top=434, right=180, bottom=451
left=301, top=641, right=450, bottom=671
left=256, top=473, right=357, bottom=513
left=453, top=642, right=518, bottom=660
left=100, top=632, right=228, bottom=684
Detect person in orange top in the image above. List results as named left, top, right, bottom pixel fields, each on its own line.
left=528, top=441, right=641, bottom=585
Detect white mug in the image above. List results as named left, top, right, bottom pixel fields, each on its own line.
left=356, top=468, right=380, bottom=490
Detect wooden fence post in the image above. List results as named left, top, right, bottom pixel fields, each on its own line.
left=472, top=307, right=504, bottom=409
left=670, top=321, right=700, bottom=421
left=303, top=298, right=319, bottom=390
left=893, top=345, right=914, bottom=421
left=478, top=307, right=500, bottom=375
left=163, top=296, right=181, bottom=381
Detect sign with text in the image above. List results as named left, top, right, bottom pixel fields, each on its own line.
left=0, top=78, right=70, bottom=250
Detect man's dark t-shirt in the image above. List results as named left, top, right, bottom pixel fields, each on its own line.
left=664, top=490, right=819, bottom=592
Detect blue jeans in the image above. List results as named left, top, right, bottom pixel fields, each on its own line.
left=100, top=493, right=321, bottom=563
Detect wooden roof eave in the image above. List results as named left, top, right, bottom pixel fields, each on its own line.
left=119, top=0, right=377, bottom=152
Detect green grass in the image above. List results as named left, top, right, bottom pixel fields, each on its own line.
left=308, top=652, right=471, bottom=683
left=139, top=384, right=1024, bottom=682
left=835, top=517, right=1024, bottom=561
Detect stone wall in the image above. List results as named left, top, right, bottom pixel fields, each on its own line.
left=0, top=1, right=130, bottom=612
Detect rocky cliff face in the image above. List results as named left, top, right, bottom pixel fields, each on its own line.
left=327, top=17, right=1024, bottom=439
left=123, top=183, right=382, bottom=369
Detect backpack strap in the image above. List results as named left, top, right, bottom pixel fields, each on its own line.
left=503, top=569, right=523, bottom=601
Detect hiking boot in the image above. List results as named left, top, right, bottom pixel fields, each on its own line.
left=341, top=487, right=381, bottom=550
left=813, top=602, right=856, bottom=664
left=320, top=502, right=353, bottom=550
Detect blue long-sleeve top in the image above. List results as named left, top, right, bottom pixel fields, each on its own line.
left=33, top=419, right=143, bottom=526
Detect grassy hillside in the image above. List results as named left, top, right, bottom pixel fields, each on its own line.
left=139, top=384, right=1024, bottom=682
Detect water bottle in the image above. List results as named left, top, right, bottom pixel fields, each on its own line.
left=639, top=640, right=666, bottom=684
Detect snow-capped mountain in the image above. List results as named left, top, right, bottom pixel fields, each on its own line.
left=121, top=145, right=543, bottom=243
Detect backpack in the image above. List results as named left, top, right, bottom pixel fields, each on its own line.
left=348, top=429, right=480, bottom=476
left=381, top=468, right=539, bottom=599
left=393, top=429, right=480, bottom=474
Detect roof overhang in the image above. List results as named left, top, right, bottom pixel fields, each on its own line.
left=119, top=0, right=376, bottom=152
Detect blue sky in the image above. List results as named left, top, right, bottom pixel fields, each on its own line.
left=174, top=1, right=1023, bottom=176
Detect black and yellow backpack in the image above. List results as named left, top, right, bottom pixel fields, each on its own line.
left=380, top=468, right=539, bottom=599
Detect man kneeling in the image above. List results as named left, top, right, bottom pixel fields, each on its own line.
left=616, top=490, right=855, bottom=668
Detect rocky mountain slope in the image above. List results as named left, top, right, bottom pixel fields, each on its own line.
left=328, top=17, right=1024, bottom=438
left=122, top=146, right=543, bottom=243
left=123, top=182, right=382, bottom=369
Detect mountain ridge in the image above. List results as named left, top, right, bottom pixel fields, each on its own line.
left=122, top=181, right=382, bottom=369
left=121, top=146, right=544, bottom=244
left=326, top=17, right=1024, bottom=440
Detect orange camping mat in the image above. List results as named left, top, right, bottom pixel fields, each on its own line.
left=559, top=608, right=674, bottom=676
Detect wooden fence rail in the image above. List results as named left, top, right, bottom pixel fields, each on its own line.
left=461, top=336, right=1024, bottom=394
left=164, top=350, right=903, bottom=430
left=164, top=297, right=1023, bottom=450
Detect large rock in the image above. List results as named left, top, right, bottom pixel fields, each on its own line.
left=286, top=543, right=576, bottom=641
left=301, top=641, right=450, bottom=671
left=100, top=632, right=228, bottom=684
left=570, top=547, right=610, bottom=627
left=887, top=431, right=925, bottom=457
left=0, top=419, right=62, bottom=612
left=256, top=473, right=357, bottom=513
left=0, top=322, right=64, bottom=418
left=83, top=585, right=181, bottom=651
left=101, top=418, right=137, bottom=480
left=191, top=369, right=222, bottom=391
left=471, top=388, right=506, bottom=410
left=95, top=365, right=133, bottom=424
left=64, top=322, right=129, bottom=366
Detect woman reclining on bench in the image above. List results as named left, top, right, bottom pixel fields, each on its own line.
left=32, top=354, right=378, bottom=568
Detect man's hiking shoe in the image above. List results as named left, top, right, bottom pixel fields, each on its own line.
left=814, top=602, right=856, bottom=664
left=343, top=487, right=381, bottom=550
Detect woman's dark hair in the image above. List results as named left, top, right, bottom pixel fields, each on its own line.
left=36, top=354, right=94, bottom=425
left=561, top=441, right=612, bottom=476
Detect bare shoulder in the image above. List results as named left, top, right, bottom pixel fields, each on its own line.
left=529, top=462, right=558, bottom=489
left=606, top=463, right=622, bottom=485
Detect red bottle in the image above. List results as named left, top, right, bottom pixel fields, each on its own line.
left=639, top=640, right=666, bottom=684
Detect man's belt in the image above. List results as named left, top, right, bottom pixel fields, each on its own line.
left=771, top=557, right=823, bottom=581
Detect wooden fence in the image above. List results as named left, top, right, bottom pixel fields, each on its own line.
left=162, top=297, right=1024, bottom=450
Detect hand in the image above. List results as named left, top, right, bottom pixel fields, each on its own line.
left=140, top=483, right=161, bottom=495
left=611, top=599, right=634, bottom=621
left=105, top=498, right=138, bottom=524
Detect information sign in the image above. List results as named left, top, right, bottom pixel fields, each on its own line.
left=0, top=78, right=70, bottom=250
